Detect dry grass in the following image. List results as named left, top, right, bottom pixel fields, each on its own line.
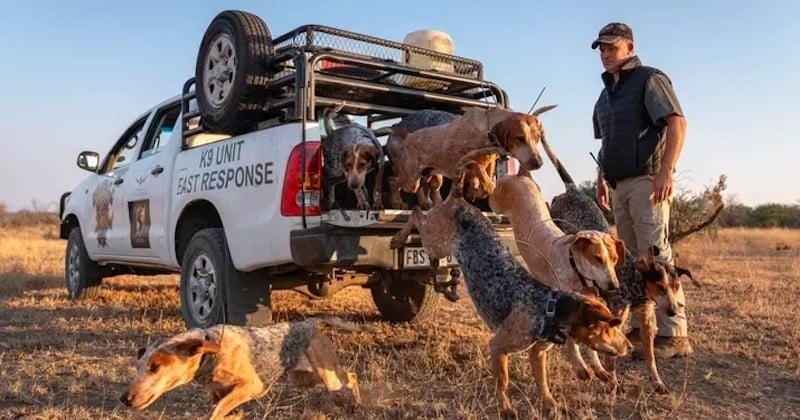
left=1, top=225, right=799, bottom=419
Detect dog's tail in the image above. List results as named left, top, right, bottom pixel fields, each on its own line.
left=539, top=131, right=576, bottom=191
left=322, top=104, right=346, bottom=137
left=316, top=316, right=380, bottom=333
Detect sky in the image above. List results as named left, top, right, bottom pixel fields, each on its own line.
left=1, top=1, right=798, bottom=212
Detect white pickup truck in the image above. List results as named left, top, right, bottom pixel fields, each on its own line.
left=59, top=10, right=521, bottom=328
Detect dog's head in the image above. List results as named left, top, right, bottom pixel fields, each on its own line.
left=487, top=105, right=556, bottom=171
left=557, top=286, right=632, bottom=356
left=119, top=332, right=220, bottom=410
left=569, top=230, right=625, bottom=291
left=634, top=245, right=698, bottom=317
left=341, top=143, right=380, bottom=190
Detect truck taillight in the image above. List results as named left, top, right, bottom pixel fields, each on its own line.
left=281, top=141, right=322, bottom=217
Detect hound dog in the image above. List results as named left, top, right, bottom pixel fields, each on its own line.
left=322, top=106, right=385, bottom=210
left=383, top=109, right=456, bottom=210
left=119, top=317, right=375, bottom=419
left=390, top=105, right=557, bottom=207
left=540, top=135, right=700, bottom=393
left=452, top=205, right=631, bottom=417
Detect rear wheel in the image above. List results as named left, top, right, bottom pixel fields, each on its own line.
left=370, top=270, right=441, bottom=323
left=195, top=10, right=273, bottom=134
left=180, top=228, right=272, bottom=329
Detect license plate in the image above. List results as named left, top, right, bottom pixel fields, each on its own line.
left=402, top=247, right=458, bottom=269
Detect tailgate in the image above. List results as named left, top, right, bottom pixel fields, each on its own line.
left=290, top=209, right=517, bottom=270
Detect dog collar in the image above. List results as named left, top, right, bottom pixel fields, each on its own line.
left=540, top=292, right=568, bottom=345
left=545, top=295, right=557, bottom=317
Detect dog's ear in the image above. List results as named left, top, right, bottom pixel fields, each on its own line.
left=674, top=265, right=701, bottom=289
left=340, top=149, right=350, bottom=165
left=360, top=146, right=380, bottom=164
left=168, top=338, right=220, bottom=358
left=579, top=285, right=600, bottom=299
left=613, top=238, right=626, bottom=268
left=579, top=298, right=615, bottom=325
left=572, top=235, right=592, bottom=251
left=489, top=118, right=511, bottom=149
left=136, top=346, right=147, bottom=360
left=530, top=104, right=558, bottom=116
left=635, top=246, right=657, bottom=271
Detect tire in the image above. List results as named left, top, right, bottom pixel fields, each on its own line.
left=180, top=228, right=231, bottom=329
left=64, top=227, right=102, bottom=299
left=195, top=10, right=273, bottom=135
left=370, top=270, right=441, bottom=323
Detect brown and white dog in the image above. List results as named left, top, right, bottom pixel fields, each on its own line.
left=119, top=317, right=374, bottom=419
left=322, top=106, right=385, bottom=210
left=390, top=105, right=557, bottom=207
left=488, top=170, right=630, bottom=382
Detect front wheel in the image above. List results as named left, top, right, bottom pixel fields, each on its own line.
left=370, top=270, right=441, bottom=323
left=64, top=227, right=103, bottom=299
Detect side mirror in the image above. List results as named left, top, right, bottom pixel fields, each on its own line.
left=77, top=151, right=100, bottom=172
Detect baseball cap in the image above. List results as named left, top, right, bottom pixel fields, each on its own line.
left=591, top=22, right=634, bottom=49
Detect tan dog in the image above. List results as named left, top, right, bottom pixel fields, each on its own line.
left=391, top=105, right=557, bottom=207
left=389, top=148, right=502, bottom=263
left=488, top=171, right=629, bottom=382
left=488, top=171, right=625, bottom=292
left=119, top=318, right=374, bottom=419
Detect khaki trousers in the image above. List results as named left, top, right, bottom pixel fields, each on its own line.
left=610, top=175, right=688, bottom=337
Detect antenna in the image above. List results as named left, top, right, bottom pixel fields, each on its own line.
left=528, top=87, right=546, bottom=114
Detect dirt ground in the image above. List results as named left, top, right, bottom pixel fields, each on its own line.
left=1, top=225, right=799, bottom=419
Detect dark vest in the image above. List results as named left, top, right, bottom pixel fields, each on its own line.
left=595, top=61, right=668, bottom=186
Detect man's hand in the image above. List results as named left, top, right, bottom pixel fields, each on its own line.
left=596, top=177, right=611, bottom=211
left=651, top=168, right=673, bottom=203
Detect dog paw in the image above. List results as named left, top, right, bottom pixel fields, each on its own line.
left=500, top=408, right=518, bottom=419
left=654, top=382, right=670, bottom=394
left=389, top=234, right=406, bottom=250
left=574, top=366, right=595, bottom=381
left=595, top=368, right=614, bottom=383
left=418, top=200, right=433, bottom=211
left=542, top=398, right=561, bottom=418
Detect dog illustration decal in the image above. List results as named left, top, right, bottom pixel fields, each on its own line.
left=92, top=180, right=115, bottom=247
left=128, top=199, right=151, bottom=248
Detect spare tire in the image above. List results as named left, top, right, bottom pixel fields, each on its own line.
left=195, top=10, right=273, bottom=135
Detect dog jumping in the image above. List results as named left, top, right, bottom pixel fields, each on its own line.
left=322, top=106, right=385, bottom=210
left=390, top=105, right=557, bottom=207
left=119, top=317, right=375, bottom=419
left=383, top=109, right=456, bottom=210
left=452, top=204, right=631, bottom=417
left=541, top=134, right=700, bottom=393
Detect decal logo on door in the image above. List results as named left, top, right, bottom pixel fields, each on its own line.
left=128, top=199, right=151, bottom=249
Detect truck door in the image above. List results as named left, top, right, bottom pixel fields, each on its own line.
left=86, top=114, right=149, bottom=258
left=112, top=101, right=181, bottom=261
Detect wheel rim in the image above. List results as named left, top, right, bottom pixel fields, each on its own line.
left=67, top=242, right=80, bottom=292
left=202, top=33, right=237, bottom=108
left=188, top=253, right=218, bottom=325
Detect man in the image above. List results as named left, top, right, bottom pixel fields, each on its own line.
left=590, top=22, right=691, bottom=358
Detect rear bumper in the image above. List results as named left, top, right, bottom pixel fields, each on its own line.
left=290, top=224, right=520, bottom=270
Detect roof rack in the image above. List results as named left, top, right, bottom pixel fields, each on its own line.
left=182, top=24, right=509, bottom=142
